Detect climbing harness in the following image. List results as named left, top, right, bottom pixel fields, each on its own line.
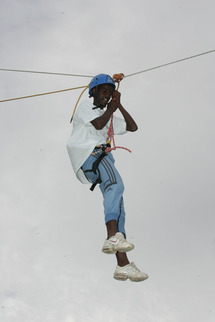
left=82, top=144, right=111, bottom=191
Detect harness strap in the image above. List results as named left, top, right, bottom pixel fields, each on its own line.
left=83, top=149, right=108, bottom=191
left=91, top=151, right=106, bottom=174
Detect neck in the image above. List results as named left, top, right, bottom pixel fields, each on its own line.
left=93, top=96, right=104, bottom=109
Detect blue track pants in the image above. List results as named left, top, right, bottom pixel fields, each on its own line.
left=81, top=149, right=126, bottom=237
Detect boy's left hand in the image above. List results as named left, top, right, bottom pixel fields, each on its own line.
left=111, top=90, right=121, bottom=105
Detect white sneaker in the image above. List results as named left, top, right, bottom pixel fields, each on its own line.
left=113, top=262, right=148, bottom=282
left=102, top=232, right=134, bottom=254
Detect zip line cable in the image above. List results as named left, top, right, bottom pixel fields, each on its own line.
left=0, top=68, right=93, bottom=78
left=124, top=49, right=215, bottom=78
left=0, top=49, right=214, bottom=104
left=0, top=49, right=214, bottom=80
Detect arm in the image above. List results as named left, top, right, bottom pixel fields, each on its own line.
left=91, top=90, right=138, bottom=132
left=118, top=103, right=138, bottom=132
left=91, top=104, right=116, bottom=130
left=113, top=91, right=138, bottom=132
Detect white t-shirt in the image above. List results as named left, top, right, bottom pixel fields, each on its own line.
left=67, top=100, right=127, bottom=183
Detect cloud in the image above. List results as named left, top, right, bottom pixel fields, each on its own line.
left=0, top=1, right=215, bottom=322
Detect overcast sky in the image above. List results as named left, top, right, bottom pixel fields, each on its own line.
left=0, top=1, right=215, bottom=321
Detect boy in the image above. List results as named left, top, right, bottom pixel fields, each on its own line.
left=67, top=74, right=148, bottom=282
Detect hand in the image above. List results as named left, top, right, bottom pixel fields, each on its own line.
left=112, top=90, right=121, bottom=104
left=107, top=90, right=121, bottom=112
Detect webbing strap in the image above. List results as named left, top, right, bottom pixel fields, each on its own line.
left=83, top=151, right=107, bottom=191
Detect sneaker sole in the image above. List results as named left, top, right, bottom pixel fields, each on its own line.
left=113, top=274, right=128, bottom=281
left=114, top=244, right=134, bottom=252
left=102, top=244, right=134, bottom=254
left=114, top=274, right=149, bottom=282
left=102, top=248, right=117, bottom=254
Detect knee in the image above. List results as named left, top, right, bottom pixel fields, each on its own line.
left=113, top=178, right=124, bottom=195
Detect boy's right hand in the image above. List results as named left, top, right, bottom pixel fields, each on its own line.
left=107, top=100, right=118, bottom=112
left=107, top=90, right=121, bottom=112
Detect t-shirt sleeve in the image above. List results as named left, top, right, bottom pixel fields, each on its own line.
left=112, top=116, right=127, bottom=135
left=75, top=101, right=96, bottom=125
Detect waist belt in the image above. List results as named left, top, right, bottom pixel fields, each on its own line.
left=83, top=144, right=111, bottom=191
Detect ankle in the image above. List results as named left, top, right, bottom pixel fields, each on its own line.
left=116, top=252, right=130, bottom=267
left=117, top=260, right=130, bottom=267
left=107, top=233, right=116, bottom=239
left=106, top=220, right=118, bottom=239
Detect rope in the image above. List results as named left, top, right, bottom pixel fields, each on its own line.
left=124, top=49, right=215, bottom=78
left=0, top=50, right=214, bottom=80
left=0, top=85, right=88, bottom=103
left=69, top=73, right=125, bottom=123
left=0, top=68, right=93, bottom=78
left=105, top=74, right=131, bottom=154
left=106, top=113, right=131, bottom=154
left=70, top=85, right=89, bottom=123
left=1, top=50, right=214, bottom=104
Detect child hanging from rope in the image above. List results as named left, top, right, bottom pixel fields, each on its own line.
left=67, top=74, right=148, bottom=282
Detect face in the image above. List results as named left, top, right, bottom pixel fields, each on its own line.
left=92, top=84, right=114, bottom=107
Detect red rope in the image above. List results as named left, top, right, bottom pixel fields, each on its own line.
left=105, top=73, right=131, bottom=154
left=105, top=114, right=131, bottom=154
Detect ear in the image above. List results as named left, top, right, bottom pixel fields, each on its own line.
left=91, top=87, right=96, bottom=96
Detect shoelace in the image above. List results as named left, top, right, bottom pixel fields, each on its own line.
left=109, top=236, right=122, bottom=245
left=128, top=263, right=141, bottom=273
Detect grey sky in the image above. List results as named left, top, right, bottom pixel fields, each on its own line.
left=0, top=0, right=215, bottom=321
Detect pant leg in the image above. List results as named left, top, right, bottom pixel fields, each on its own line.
left=117, top=197, right=126, bottom=237
left=82, top=151, right=126, bottom=237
